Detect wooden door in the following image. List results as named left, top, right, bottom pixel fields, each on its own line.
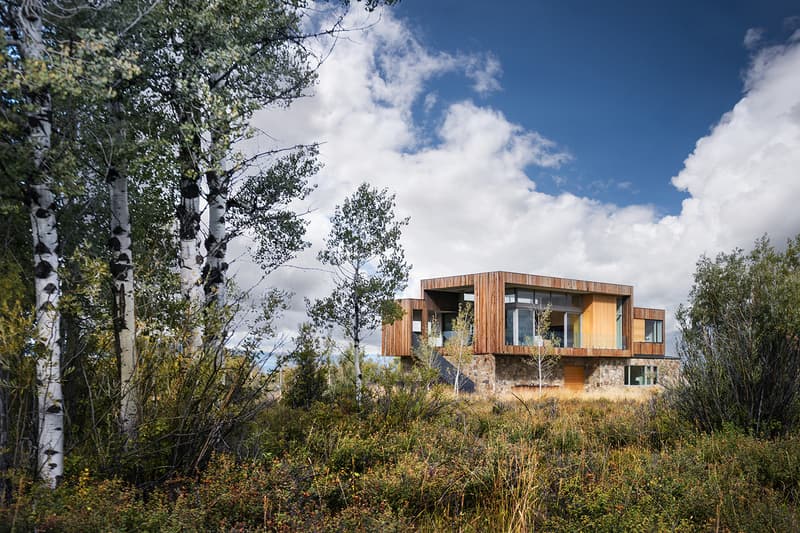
left=563, top=365, right=585, bottom=392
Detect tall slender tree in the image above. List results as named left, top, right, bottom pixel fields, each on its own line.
left=310, top=183, right=409, bottom=405
left=14, top=0, right=64, bottom=488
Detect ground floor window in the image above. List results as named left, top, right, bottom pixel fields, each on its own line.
left=625, top=365, right=658, bottom=385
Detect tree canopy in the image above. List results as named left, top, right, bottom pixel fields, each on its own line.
left=310, top=182, right=410, bottom=404
left=674, top=234, right=800, bottom=436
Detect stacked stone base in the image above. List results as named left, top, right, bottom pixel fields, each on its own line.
left=405, top=354, right=681, bottom=396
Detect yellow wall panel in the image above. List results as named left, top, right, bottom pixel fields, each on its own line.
left=633, top=318, right=645, bottom=342
left=581, top=295, right=618, bottom=349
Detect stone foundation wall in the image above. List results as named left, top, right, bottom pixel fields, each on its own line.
left=403, top=354, right=681, bottom=395
left=461, top=354, right=496, bottom=395
left=490, top=355, right=681, bottom=393
left=495, top=355, right=566, bottom=394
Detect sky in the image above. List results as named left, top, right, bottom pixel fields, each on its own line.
left=230, top=1, right=800, bottom=356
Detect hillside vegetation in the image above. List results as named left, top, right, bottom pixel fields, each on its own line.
left=4, top=387, right=799, bottom=532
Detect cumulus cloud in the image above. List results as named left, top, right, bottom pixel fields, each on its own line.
left=233, top=9, right=800, bottom=356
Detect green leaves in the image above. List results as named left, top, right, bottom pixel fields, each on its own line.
left=674, top=233, right=800, bottom=436
left=311, top=183, right=410, bottom=341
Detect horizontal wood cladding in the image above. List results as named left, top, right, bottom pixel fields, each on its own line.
left=421, top=271, right=633, bottom=296
left=634, top=307, right=665, bottom=321
left=381, top=298, right=424, bottom=357
left=633, top=341, right=665, bottom=356
left=421, top=274, right=477, bottom=292
left=500, top=345, right=632, bottom=357
left=382, top=272, right=662, bottom=359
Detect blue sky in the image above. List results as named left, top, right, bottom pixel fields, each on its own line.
left=395, top=0, right=799, bottom=212
left=239, top=2, right=800, bottom=354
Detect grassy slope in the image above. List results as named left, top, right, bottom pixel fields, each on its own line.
left=4, top=388, right=799, bottom=532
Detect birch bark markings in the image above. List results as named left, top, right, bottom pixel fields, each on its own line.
left=204, top=162, right=227, bottom=310
left=107, top=139, right=137, bottom=438
left=28, top=183, right=64, bottom=487
left=203, top=147, right=228, bottom=362
left=19, top=0, right=64, bottom=488
left=178, top=135, right=204, bottom=356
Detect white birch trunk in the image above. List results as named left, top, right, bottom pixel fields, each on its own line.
left=203, top=145, right=228, bottom=363
left=538, top=355, right=543, bottom=395
left=178, top=171, right=204, bottom=356
left=20, top=0, right=63, bottom=489
left=204, top=167, right=226, bottom=308
left=108, top=153, right=137, bottom=439
left=29, top=184, right=63, bottom=488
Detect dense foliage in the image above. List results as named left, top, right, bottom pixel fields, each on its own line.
left=674, top=235, right=800, bottom=436
left=3, top=387, right=799, bottom=531
left=310, top=183, right=410, bottom=404
left=0, top=0, right=403, bottom=493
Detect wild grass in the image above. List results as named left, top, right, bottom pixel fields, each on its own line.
left=4, top=385, right=799, bottom=532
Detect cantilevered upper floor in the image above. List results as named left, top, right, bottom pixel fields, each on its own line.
left=381, top=271, right=665, bottom=358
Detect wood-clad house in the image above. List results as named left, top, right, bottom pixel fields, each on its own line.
left=381, top=271, right=678, bottom=394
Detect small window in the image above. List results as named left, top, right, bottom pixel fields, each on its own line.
left=535, top=291, right=551, bottom=307
left=551, top=292, right=567, bottom=307
left=462, top=292, right=475, bottom=302
left=505, top=289, right=516, bottom=304
left=566, top=294, right=583, bottom=307
left=625, top=365, right=658, bottom=386
left=412, top=310, right=422, bottom=333
left=517, top=290, right=534, bottom=304
left=644, top=320, right=663, bottom=343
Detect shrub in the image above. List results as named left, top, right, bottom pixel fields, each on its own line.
left=673, top=235, right=800, bottom=436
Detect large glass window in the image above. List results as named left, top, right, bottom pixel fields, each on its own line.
left=644, top=319, right=663, bottom=343
left=504, top=287, right=583, bottom=347
left=567, top=312, right=581, bottom=348
left=442, top=312, right=456, bottom=342
left=625, top=365, right=658, bottom=386
left=518, top=308, right=534, bottom=345
left=505, top=308, right=515, bottom=345
left=616, top=298, right=624, bottom=349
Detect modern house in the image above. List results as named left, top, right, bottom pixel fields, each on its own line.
left=381, top=271, right=679, bottom=394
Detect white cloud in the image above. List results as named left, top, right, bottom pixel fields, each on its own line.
left=235, top=9, right=800, bottom=356
left=423, top=92, right=438, bottom=113
left=465, top=52, right=503, bottom=96
left=744, top=27, right=765, bottom=50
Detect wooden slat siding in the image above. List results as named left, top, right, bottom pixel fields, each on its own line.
left=421, top=271, right=633, bottom=296
left=633, top=341, right=665, bottom=356
left=412, top=271, right=644, bottom=357
left=633, top=307, right=665, bottom=320
left=502, top=345, right=632, bottom=357
left=632, top=307, right=666, bottom=356
left=623, top=294, right=633, bottom=355
left=583, top=294, right=618, bottom=349
left=381, top=298, right=424, bottom=356
left=474, top=271, right=505, bottom=354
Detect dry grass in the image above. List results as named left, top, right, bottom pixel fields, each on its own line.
left=495, top=385, right=661, bottom=403
left=9, top=386, right=800, bottom=532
